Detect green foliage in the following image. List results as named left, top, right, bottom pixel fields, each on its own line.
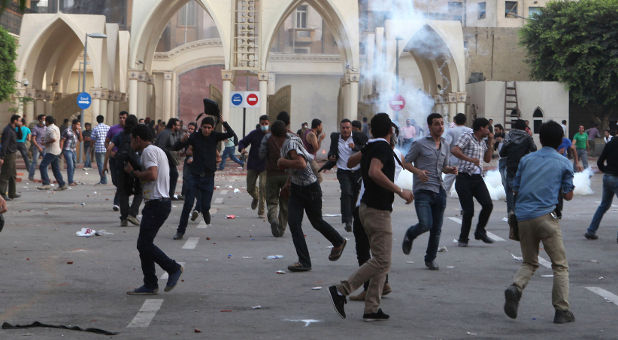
left=0, top=25, right=17, bottom=102
left=520, top=0, right=618, bottom=117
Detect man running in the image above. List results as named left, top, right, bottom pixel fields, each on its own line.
left=238, top=115, right=269, bottom=217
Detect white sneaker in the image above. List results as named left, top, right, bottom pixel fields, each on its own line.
left=112, top=204, right=120, bottom=212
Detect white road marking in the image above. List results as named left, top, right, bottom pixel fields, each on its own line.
left=214, top=197, right=223, bottom=204
left=127, top=299, right=163, bottom=328
left=220, top=190, right=228, bottom=195
left=585, top=287, right=618, bottom=306
left=486, top=231, right=505, bottom=242
left=449, top=217, right=462, bottom=224
left=160, top=262, right=185, bottom=280
left=182, top=237, right=200, bottom=250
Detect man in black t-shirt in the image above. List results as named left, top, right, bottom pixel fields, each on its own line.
left=329, top=113, right=413, bottom=322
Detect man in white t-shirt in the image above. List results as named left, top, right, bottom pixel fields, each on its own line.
left=37, top=116, right=67, bottom=191
left=124, top=125, right=183, bottom=295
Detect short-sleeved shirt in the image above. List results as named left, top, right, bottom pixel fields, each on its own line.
left=513, top=147, right=574, bottom=221
left=62, top=128, right=78, bottom=152
left=140, top=144, right=170, bottom=201
left=107, top=124, right=123, bottom=142
left=281, top=135, right=317, bottom=186
left=573, top=132, right=588, bottom=149
left=82, top=129, right=92, bottom=148
left=44, top=124, right=62, bottom=156
left=17, top=126, right=30, bottom=143
left=91, top=123, right=110, bottom=153
left=405, top=136, right=450, bottom=194
left=557, top=138, right=571, bottom=157
left=31, top=124, right=46, bottom=146
left=455, top=131, right=487, bottom=175
left=360, top=139, right=395, bottom=211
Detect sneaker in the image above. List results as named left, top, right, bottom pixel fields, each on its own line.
left=349, top=290, right=366, bottom=301
left=173, top=232, right=184, bottom=240
left=382, top=282, right=392, bottom=296
left=190, top=210, right=200, bottom=221
left=164, top=266, right=183, bottom=292
left=344, top=222, right=352, bottom=232
left=328, top=285, right=346, bottom=319
left=126, top=285, right=158, bottom=295
left=271, top=221, right=281, bottom=237
left=55, top=185, right=68, bottom=191
left=553, top=309, right=575, bottom=324
left=37, top=185, right=51, bottom=190
left=287, top=262, right=311, bottom=272
left=112, top=204, right=120, bottom=212
left=251, top=198, right=258, bottom=210
left=328, top=239, right=347, bottom=261
left=475, top=234, right=494, bottom=244
left=425, top=260, right=439, bottom=270
left=584, top=232, right=598, bottom=240
left=458, top=241, right=468, bottom=247
left=504, top=284, right=521, bottom=319
left=120, top=219, right=128, bottom=227
left=204, top=210, right=211, bottom=225
left=402, top=233, right=413, bottom=255
left=127, top=215, right=140, bottom=226
left=69, top=182, right=78, bottom=186
left=28, top=177, right=34, bottom=181
left=9, top=194, right=21, bottom=199
left=363, top=308, right=389, bottom=322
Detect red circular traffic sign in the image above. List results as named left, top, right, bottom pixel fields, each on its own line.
left=389, top=94, right=406, bottom=111
left=247, top=93, right=259, bottom=106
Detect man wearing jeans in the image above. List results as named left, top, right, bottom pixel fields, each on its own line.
left=329, top=113, right=414, bottom=321
left=584, top=137, right=618, bottom=241
left=29, top=114, right=47, bottom=181
left=504, top=120, right=575, bottom=324
left=37, top=116, right=66, bottom=191
left=402, top=113, right=457, bottom=270
left=60, top=119, right=82, bottom=186
left=125, top=124, right=182, bottom=295
left=273, top=120, right=347, bottom=273
left=572, top=125, right=588, bottom=170
left=451, top=118, right=494, bottom=246
left=91, top=115, right=110, bottom=184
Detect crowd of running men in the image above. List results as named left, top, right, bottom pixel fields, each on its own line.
left=0, top=102, right=616, bottom=323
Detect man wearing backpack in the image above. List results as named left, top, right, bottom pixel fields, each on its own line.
left=500, top=119, right=537, bottom=215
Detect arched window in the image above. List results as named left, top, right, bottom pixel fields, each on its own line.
left=533, top=107, right=543, bottom=134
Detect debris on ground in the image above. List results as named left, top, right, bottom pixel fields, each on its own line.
left=276, top=270, right=286, bottom=274
left=251, top=305, right=262, bottom=309
left=265, top=255, right=284, bottom=260
left=226, top=215, right=236, bottom=219
left=233, top=188, right=240, bottom=193
left=312, top=287, right=322, bottom=290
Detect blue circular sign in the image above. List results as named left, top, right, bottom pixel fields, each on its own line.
left=77, top=92, right=92, bottom=110
left=231, top=93, right=243, bottom=106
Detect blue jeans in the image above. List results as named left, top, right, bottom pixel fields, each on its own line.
left=39, top=153, right=65, bottom=187
left=29, top=146, right=44, bottom=179
left=63, top=149, right=76, bottom=184
left=137, top=199, right=180, bottom=289
left=84, top=145, right=92, bottom=168
left=181, top=164, right=202, bottom=212
left=587, top=174, right=618, bottom=236
left=404, top=188, right=447, bottom=263
left=218, top=146, right=244, bottom=170
left=95, top=152, right=107, bottom=184
left=504, top=174, right=515, bottom=214
left=176, top=174, right=206, bottom=235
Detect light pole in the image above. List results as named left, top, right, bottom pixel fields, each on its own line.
left=394, top=36, right=402, bottom=122
left=79, top=32, right=107, bottom=163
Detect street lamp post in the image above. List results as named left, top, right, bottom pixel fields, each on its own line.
left=79, top=32, right=107, bottom=163
left=394, top=36, right=402, bottom=122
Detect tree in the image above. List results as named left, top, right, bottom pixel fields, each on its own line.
left=520, top=0, right=618, bottom=129
left=0, top=25, right=17, bottom=102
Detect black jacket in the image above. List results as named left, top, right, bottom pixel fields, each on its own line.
left=500, top=129, right=537, bottom=177
left=320, top=132, right=368, bottom=171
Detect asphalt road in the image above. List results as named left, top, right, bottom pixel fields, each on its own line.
left=0, top=168, right=616, bottom=339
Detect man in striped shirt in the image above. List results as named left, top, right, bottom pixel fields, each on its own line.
left=91, top=115, right=110, bottom=185
left=451, top=118, right=494, bottom=247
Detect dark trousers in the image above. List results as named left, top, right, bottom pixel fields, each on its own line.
left=109, top=158, right=120, bottom=206
left=137, top=199, right=180, bottom=289
left=181, top=164, right=202, bottom=213
left=169, top=164, right=178, bottom=197
left=0, top=152, right=17, bottom=197
left=177, top=174, right=208, bottom=234
left=117, top=173, right=143, bottom=221
left=288, top=182, right=345, bottom=267
left=455, top=173, right=493, bottom=242
left=405, top=188, right=447, bottom=262
left=337, top=169, right=360, bottom=224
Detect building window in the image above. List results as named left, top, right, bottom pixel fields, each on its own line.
left=178, top=1, right=196, bottom=26
left=505, top=1, right=518, bottom=18
left=528, top=6, right=542, bottom=18
left=448, top=2, right=463, bottom=22
left=296, top=5, right=308, bottom=28
left=478, top=2, right=486, bottom=19
left=533, top=108, right=543, bottom=134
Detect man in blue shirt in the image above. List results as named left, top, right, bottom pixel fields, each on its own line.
left=504, top=121, right=575, bottom=324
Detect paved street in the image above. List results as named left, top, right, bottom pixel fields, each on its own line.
left=0, top=168, right=616, bottom=339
